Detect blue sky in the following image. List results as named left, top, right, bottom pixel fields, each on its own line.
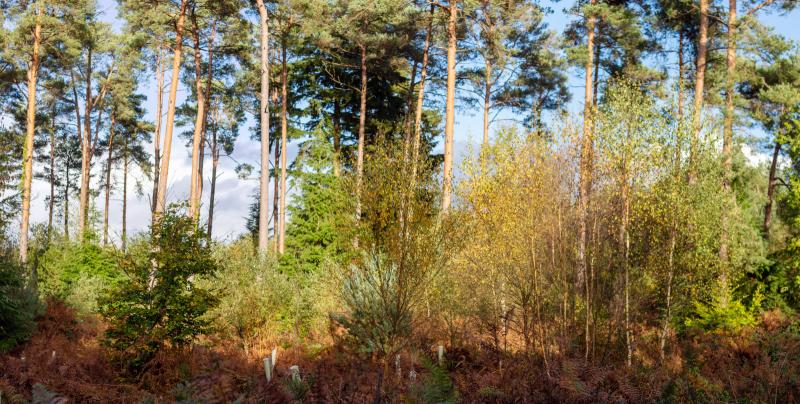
left=25, top=0, right=800, bottom=243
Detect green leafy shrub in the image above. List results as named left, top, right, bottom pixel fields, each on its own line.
left=0, top=255, right=39, bottom=352
left=37, top=235, right=120, bottom=314
left=99, top=206, right=219, bottom=374
left=685, top=299, right=755, bottom=332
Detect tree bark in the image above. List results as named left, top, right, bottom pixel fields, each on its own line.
left=19, top=5, right=42, bottom=264
left=151, top=47, right=164, bottom=214
left=279, top=38, right=289, bottom=254
left=79, top=46, right=94, bottom=238
left=48, top=103, right=56, bottom=240
left=103, top=114, right=115, bottom=245
left=580, top=0, right=597, bottom=362
left=256, top=0, right=271, bottom=255
left=690, top=0, right=709, bottom=183
left=64, top=148, right=71, bottom=241
left=122, top=131, right=128, bottom=251
left=719, top=0, right=736, bottom=297
left=154, top=0, right=188, bottom=218
left=763, top=141, right=781, bottom=238
left=442, top=2, right=458, bottom=212
left=410, top=6, right=434, bottom=189
left=197, top=21, right=215, bottom=212
left=273, top=135, right=280, bottom=252
left=207, top=116, right=219, bottom=239
left=333, top=99, right=341, bottom=177
left=189, top=9, right=207, bottom=220
left=483, top=57, right=491, bottom=147
left=355, top=43, right=367, bottom=222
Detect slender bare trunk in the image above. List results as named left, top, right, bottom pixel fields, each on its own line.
left=719, top=0, right=736, bottom=298
left=690, top=0, right=709, bottom=183
left=122, top=133, right=128, bottom=251
left=207, top=121, right=219, bottom=238
left=278, top=38, right=289, bottom=254
left=580, top=0, right=597, bottom=362
left=620, top=169, right=631, bottom=368
left=593, top=37, right=601, bottom=106
left=64, top=152, right=70, bottom=241
left=677, top=31, right=685, bottom=122
left=151, top=47, right=164, bottom=214
left=19, top=5, right=42, bottom=264
left=404, top=60, right=418, bottom=155
left=256, top=0, right=271, bottom=255
left=763, top=141, right=781, bottom=238
left=154, top=0, right=188, bottom=218
left=103, top=114, right=115, bottom=245
left=333, top=99, right=341, bottom=177
left=189, top=10, right=207, bottom=220
left=442, top=2, right=457, bottom=212
left=79, top=47, right=93, bottom=238
left=410, top=6, right=434, bottom=188
left=273, top=137, right=279, bottom=251
left=197, top=22, right=215, bottom=211
left=48, top=104, right=56, bottom=240
left=482, top=57, right=491, bottom=147
left=355, top=43, right=367, bottom=222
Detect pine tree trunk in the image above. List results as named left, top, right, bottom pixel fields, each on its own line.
left=48, top=104, right=56, bottom=240
left=677, top=31, right=685, bottom=122
left=333, top=99, right=341, bottom=177
left=690, top=0, right=709, bottom=183
left=122, top=133, right=128, bottom=251
left=19, top=5, right=42, bottom=264
left=279, top=38, right=289, bottom=254
left=151, top=47, right=164, bottom=214
left=593, top=36, right=601, bottom=106
left=256, top=0, right=271, bottom=255
left=103, top=115, right=115, bottom=245
left=207, top=123, right=219, bottom=238
left=483, top=57, right=491, bottom=147
left=64, top=152, right=70, bottom=241
left=197, top=22, right=215, bottom=211
left=763, top=141, right=781, bottom=238
left=580, top=0, right=597, bottom=362
left=189, top=10, right=207, bottom=220
left=273, top=137, right=280, bottom=252
left=79, top=47, right=94, bottom=238
left=154, top=0, right=188, bottom=218
left=442, top=2, right=457, bottom=212
left=403, top=59, right=419, bottom=160
left=410, top=6, right=433, bottom=189
left=719, top=0, right=737, bottom=298
left=355, top=43, right=367, bottom=222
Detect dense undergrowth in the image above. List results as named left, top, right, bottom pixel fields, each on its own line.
left=1, top=301, right=799, bottom=402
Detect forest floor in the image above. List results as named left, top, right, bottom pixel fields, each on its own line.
left=2, top=302, right=800, bottom=403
